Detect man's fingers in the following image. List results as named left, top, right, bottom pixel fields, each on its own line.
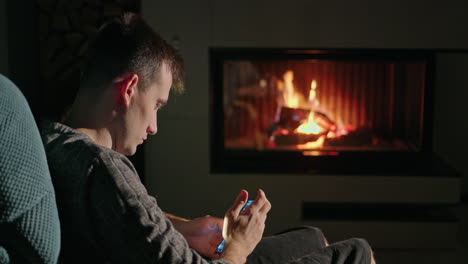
left=229, top=189, right=248, bottom=217
left=228, top=189, right=270, bottom=219
left=246, top=189, right=268, bottom=213
left=259, top=198, right=271, bottom=214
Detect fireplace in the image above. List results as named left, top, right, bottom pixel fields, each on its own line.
left=210, top=48, right=445, bottom=174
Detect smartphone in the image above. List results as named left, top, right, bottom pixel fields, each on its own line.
left=215, top=200, right=254, bottom=254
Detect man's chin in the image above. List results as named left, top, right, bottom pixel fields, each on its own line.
left=128, top=148, right=138, bottom=156
left=121, top=146, right=137, bottom=156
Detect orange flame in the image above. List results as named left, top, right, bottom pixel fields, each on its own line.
left=282, top=70, right=302, bottom=108
left=296, top=135, right=325, bottom=149
left=295, top=80, right=321, bottom=135
left=309, top=80, right=317, bottom=101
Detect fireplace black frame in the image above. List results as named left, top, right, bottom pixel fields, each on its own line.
left=209, top=47, right=454, bottom=175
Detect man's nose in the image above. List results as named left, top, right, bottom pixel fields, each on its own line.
left=147, top=121, right=157, bottom=135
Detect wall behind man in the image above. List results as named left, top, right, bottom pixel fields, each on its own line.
left=3, top=1, right=39, bottom=114
left=142, top=0, right=468, bottom=235
left=0, top=0, right=8, bottom=75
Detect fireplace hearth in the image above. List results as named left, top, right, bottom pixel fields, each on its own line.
left=210, top=48, right=453, bottom=175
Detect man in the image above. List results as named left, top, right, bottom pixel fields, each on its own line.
left=41, top=13, right=374, bottom=264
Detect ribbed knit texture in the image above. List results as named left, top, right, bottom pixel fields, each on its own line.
left=0, top=74, right=60, bottom=264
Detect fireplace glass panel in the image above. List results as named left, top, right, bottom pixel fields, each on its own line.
left=210, top=49, right=435, bottom=174
left=223, top=59, right=425, bottom=153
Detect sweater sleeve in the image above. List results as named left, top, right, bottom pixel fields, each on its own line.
left=87, top=151, right=231, bottom=264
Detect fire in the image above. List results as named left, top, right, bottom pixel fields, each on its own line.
left=309, top=80, right=317, bottom=101
left=296, top=112, right=320, bottom=134
left=295, top=79, right=321, bottom=135
left=296, top=135, right=325, bottom=149
left=282, top=70, right=302, bottom=108
left=287, top=95, right=300, bottom=108
left=271, top=71, right=345, bottom=150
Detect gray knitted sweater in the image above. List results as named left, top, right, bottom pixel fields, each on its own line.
left=41, top=121, right=231, bottom=264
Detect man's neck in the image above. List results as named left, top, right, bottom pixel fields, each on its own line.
left=76, top=127, right=113, bottom=150
left=65, top=99, right=114, bottom=151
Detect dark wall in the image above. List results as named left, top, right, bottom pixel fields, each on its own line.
left=141, top=1, right=467, bottom=235
left=0, top=0, right=8, bottom=75
left=5, top=1, right=39, bottom=115
left=2, top=0, right=145, bottom=180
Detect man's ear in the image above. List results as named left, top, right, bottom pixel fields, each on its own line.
left=115, top=73, right=139, bottom=107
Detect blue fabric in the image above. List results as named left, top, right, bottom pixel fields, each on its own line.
left=0, top=74, right=60, bottom=264
left=0, top=247, right=9, bottom=264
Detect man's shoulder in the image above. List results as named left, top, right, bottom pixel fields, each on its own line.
left=41, top=120, right=103, bottom=156
left=39, top=120, right=128, bottom=173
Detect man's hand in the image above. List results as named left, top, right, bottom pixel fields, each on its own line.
left=221, top=189, right=271, bottom=264
left=170, top=215, right=224, bottom=259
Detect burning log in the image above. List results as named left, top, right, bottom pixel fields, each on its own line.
left=272, top=107, right=337, bottom=135
left=278, top=106, right=310, bottom=130
left=269, top=106, right=336, bottom=147
left=324, top=127, right=373, bottom=147
left=313, top=111, right=337, bottom=132
left=273, top=133, right=325, bottom=146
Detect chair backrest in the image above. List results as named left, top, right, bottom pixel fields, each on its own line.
left=0, top=74, right=60, bottom=264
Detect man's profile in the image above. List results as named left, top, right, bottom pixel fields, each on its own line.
left=41, top=12, right=375, bottom=264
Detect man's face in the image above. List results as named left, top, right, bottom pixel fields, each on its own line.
left=117, top=63, right=172, bottom=155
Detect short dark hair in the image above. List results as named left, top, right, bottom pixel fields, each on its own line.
left=80, top=13, right=184, bottom=93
